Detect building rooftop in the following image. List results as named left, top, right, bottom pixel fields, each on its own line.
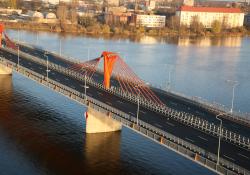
left=179, top=5, right=242, bottom=13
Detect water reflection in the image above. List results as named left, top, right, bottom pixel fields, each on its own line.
left=0, top=75, right=122, bottom=175
left=177, top=37, right=242, bottom=47
left=8, top=29, right=244, bottom=47
left=85, top=132, right=122, bottom=175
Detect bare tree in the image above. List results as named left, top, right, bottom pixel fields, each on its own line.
left=57, top=2, right=68, bottom=23
left=190, top=15, right=204, bottom=34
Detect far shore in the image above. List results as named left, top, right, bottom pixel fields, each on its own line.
left=2, top=21, right=250, bottom=39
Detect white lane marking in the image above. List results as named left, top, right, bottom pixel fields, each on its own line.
left=117, top=100, right=123, bottom=104
left=106, top=102, right=112, bottom=106
left=28, top=62, right=32, bottom=65
left=51, top=72, right=55, bottom=75
left=39, top=67, right=43, bottom=70
left=223, top=155, right=235, bottom=161
left=155, top=123, right=162, bottom=128
left=238, top=153, right=249, bottom=159
left=140, top=110, right=146, bottom=114
left=198, top=136, right=208, bottom=141
left=65, top=78, right=69, bottom=81
left=166, top=121, right=175, bottom=127
left=185, top=137, right=194, bottom=143
left=128, top=112, right=135, bottom=115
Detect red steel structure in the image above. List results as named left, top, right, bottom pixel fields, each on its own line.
left=70, top=51, right=164, bottom=106
left=0, top=23, right=4, bottom=47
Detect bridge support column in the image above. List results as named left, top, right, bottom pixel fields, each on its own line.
left=0, top=64, right=12, bottom=75
left=86, top=107, right=122, bottom=134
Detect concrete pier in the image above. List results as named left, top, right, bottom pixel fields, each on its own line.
left=86, top=107, right=122, bottom=133
left=0, top=64, right=12, bottom=75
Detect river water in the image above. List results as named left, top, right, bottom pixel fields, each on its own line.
left=0, top=30, right=249, bottom=175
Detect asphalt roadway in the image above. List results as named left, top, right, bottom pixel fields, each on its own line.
left=0, top=47, right=250, bottom=171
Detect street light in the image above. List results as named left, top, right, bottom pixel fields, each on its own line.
left=84, top=74, right=89, bottom=102
left=165, top=64, right=172, bottom=91
left=215, top=112, right=226, bottom=166
left=226, top=80, right=238, bottom=114
left=87, top=47, right=90, bottom=61
left=134, top=86, right=141, bottom=125
left=17, top=29, right=20, bottom=43
left=17, top=45, right=20, bottom=70
left=44, top=52, right=50, bottom=83
left=59, top=38, right=62, bottom=56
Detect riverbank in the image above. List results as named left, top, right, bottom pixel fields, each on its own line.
left=2, top=20, right=250, bottom=38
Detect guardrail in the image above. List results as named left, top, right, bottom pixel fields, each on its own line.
left=150, top=83, right=250, bottom=124
left=1, top=46, right=250, bottom=150
left=0, top=58, right=249, bottom=175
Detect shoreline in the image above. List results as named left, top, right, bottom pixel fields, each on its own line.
left=2, top=21, right=250, bottom=39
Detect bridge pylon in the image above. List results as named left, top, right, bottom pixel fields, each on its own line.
left=102, top=51, right=118, bottom=89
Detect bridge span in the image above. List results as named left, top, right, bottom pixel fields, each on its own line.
left=0, top=32, right=250, bottom=175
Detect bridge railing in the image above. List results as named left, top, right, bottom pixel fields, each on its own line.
left=1, top=46, right=250, bottom=150
left=151, top=84, right=250, bottom=125
left=0, top=57, right=249, bottom=175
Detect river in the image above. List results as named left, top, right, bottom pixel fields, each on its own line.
left=0, top=30, right=249, bottom=175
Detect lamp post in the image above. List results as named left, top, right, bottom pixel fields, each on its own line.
left=44, top=52, right=50, bottom=82
left=87, top=47, right=90, bottom=61
left=135, top=86, right=141, bottom=125
left=165, top=64, right=172, bottom=91
left=226, top=80, right=238, bottom=114
left=215, top=113, right=226, bottom=166
left=17, top=29, right=20, bottom=43
left=17, top=45, right=20, bottom=70
left=59, top=38, right=62, bottom=56
left=84, top=74, right=89, bottom=102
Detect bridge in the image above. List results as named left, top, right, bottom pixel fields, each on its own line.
left=0, top=26, right=250, bottom=175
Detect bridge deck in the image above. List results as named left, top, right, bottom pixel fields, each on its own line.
left=16, top=43, right=250, bottom=139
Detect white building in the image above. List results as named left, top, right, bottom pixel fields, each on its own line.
left=176, top=6, right=244, bottom=28
left=136, top=14, right=166, bottom=28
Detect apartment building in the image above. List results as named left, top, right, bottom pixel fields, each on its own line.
left=176, top=6, right=244, bottom=28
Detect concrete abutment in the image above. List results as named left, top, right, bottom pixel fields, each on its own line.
left=86, top=106, right=122, bottom=134
left=0, top=64, right=12, bottom=75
